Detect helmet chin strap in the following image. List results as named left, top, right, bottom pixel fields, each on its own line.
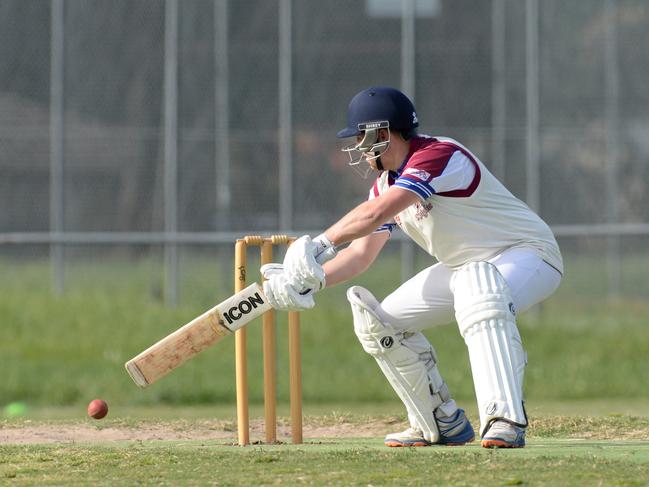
left=374, top=155, right=384, bottom=171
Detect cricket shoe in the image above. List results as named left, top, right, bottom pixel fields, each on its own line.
left=384, top=409, right=475, bottom=447
left=481, top=420, right=526, bottom=448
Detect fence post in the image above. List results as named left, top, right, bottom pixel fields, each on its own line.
left=164, top=0, right=179, bottom=305
left=278, top=0, right=293, bottom=232
left=50, top=0, right=65, bottom=295
left=605, top=0, right=621, bottom=298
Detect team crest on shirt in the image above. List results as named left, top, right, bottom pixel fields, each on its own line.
left=414, top=202, right=433, bottom=220
left=403, top=168, right=430, bottom=181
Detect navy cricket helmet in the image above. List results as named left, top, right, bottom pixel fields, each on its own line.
left=336, top=87, right=419, bottom=138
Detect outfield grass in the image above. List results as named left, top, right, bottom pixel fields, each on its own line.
left=2, top=253, right=649, bottom=410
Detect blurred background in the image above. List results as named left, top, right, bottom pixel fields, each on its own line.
left=1, top=0, right=648, bottom=411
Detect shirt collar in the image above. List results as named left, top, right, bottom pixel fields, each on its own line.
left=389, top=159, right=408, bottom=178
left=388, top=137, right=419, bottom=178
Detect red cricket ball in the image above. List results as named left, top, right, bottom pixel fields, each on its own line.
left=87, top=399, right=109, bottom=419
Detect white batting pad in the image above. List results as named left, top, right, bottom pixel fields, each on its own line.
left=451, top=262, right=527, bottom=436
left=347, top=286, right=453, bottom=442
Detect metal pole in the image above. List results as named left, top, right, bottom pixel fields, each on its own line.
left=525, top=0, right=540, bottom=212
left=50, top=0, right=65, bottom=295
left=278, top=0, right=292, bottom=231
left=214, top=0, right=231, bottom=296
left=604, top=0, right=621, bottom=297
left=3, top=224, right=649, bottom=246
left=401, top=0, right=416, bottom=282
left=491, top=0, right=506, bottom=181
left=401, top=0, right=416, bottom=99
left=400, top=239, right=415, bottom=282
left=215, top=0, right=231, bottom=230
left=524, top=0, right=541, bottom=323
left=164, top=0, right=179, bottom=305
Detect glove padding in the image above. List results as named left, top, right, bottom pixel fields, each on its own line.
left=261, top=264, right=315, bottom=311
left=283, top=234, right=335, bottom=292
left=312, top=233, right=338, bottom=265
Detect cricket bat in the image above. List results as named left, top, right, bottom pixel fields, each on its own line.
left=125, top=282, right=271, bottom=388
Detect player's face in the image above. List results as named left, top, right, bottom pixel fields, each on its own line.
left=342, top=128, right=391, bottom=177
left=359, top=130, right=393, bottom=173
left=360, top=129, right=390, bottom=169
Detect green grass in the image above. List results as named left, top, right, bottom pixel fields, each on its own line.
left=2, top=252, right=649, bottom=410
left=2, top=409, right=649, bottom=486
left=3, top=246, right=649, bottom=484
left=4, top=440, right=649, bottom=486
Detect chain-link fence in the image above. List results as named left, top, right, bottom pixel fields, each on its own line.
left=1, top=0, right=648, bottom=303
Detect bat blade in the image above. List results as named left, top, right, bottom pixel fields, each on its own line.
left=125, top=282, right=271, bottom=387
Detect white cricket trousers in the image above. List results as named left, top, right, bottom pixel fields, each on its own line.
left=376, top=247, right=562, bottom=332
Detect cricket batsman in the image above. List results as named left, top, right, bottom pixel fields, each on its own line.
left=262, top=87, right=563, bottom=448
